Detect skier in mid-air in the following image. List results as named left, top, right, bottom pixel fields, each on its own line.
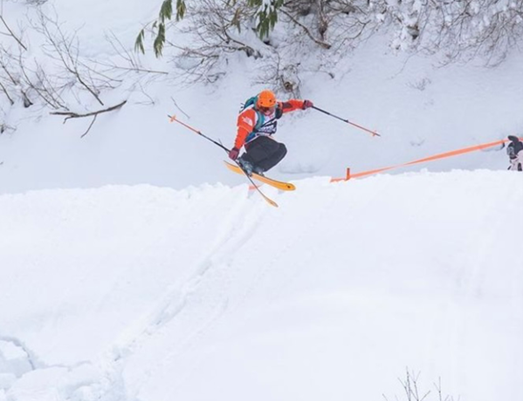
left=228, top=89, right=313, bottom=176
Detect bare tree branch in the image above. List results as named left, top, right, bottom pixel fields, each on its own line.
left=280, top=9, right=331, bottom=48
left=80, top=115, right=97, bottom=138
left=36, top=10, right=105, bottom=105
left=0, top=15, right=27, bottom=50
left=0, top=80, right=13, bottom=105
left=49, top=100, right=127, bottom=122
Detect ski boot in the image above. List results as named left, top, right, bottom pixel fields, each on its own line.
left=253, top=166, right=265, bottom=176
left=237, top=157, right=254, bottom=176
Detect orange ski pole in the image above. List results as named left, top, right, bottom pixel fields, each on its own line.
left=312, top=106, right=380, bottom=137
left=169, top=114, right=230, bottom=153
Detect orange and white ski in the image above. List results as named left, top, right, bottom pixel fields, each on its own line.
left=224, top=161, right=296, bottom=191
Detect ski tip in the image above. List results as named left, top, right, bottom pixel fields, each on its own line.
left=267, top=198, right=279, bottom=208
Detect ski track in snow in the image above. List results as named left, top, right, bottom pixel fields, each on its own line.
left=94, top=189, right=277, bottom=400
left=0, top=172, right=522, bottom=401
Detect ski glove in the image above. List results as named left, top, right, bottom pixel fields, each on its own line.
left=303, top=100, right=314, bottom=109
left=229, top=147, right=240, bottom=160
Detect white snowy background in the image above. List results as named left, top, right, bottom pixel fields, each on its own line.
left=0, top=0, right=522, bottom=400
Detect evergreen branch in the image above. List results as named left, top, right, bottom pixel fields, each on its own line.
left=159, top=0, right=173, bottom=22
left=154, top=23, right=166, bottom=57
left=135, top=28, right=146, bottom=54
left=175, top=0, right=186, bottom=20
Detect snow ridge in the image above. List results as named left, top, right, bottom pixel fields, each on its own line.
left=0, top=171, right=522, bottom=401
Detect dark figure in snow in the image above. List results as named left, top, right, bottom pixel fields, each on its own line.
left=507, top=135, right=523, bottom=171
left=228, top=89, right=313, bottom=176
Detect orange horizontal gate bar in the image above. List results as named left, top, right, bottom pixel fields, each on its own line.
left=331, top=137, right=519, bottom=182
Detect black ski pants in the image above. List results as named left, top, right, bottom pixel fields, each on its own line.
left=243, top=136, right=287, bottom=172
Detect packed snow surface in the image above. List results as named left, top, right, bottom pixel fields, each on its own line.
left=1, top=170, right=522, bottom=401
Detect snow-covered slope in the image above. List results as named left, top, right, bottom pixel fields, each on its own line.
left=1, top=171, right=522, bottom=401
left=1, top=1, right=523, bottom=400
left=1, top=1, right=523, bottom=195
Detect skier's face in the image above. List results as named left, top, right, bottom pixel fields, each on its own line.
left=259, top=106, right=275, bottom=115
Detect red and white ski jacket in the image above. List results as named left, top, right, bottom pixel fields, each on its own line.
left=234, top=99, right=306, bottom=150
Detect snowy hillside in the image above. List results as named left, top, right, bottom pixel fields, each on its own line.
left=1, top=170, right=522, bottom=401
left=1, top=0, right=523, bottom=400
left=1, top=1, right=523, bottom=195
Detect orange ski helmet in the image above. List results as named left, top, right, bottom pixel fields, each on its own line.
left=256, top=90, right=276, bottom=108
